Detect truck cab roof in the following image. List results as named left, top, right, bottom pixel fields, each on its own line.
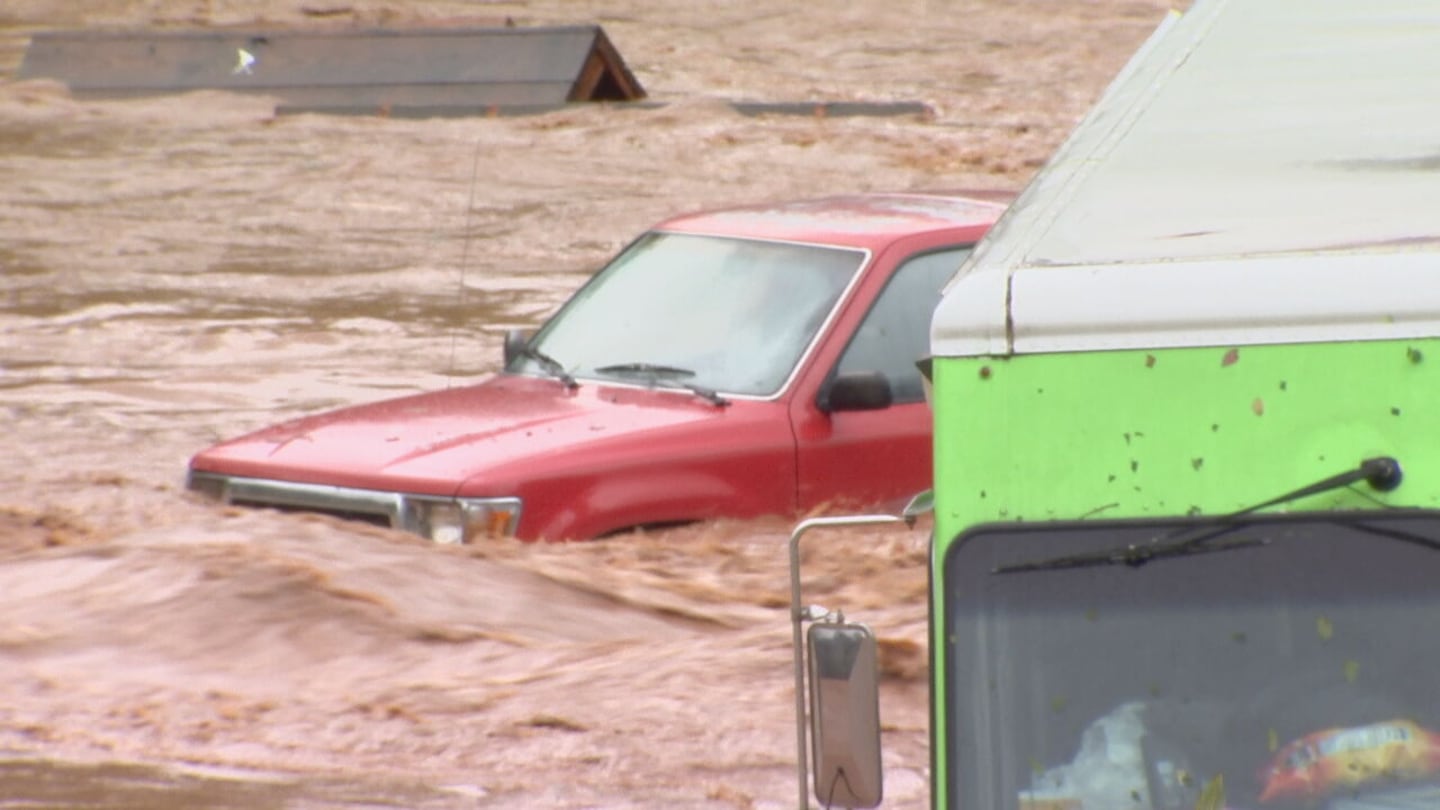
left=933, top=0, right=1440, bottom=359
left=656, top=192, right=1006, bottom=250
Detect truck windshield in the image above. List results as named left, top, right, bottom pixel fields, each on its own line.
left=519, top=232, right=863, bottom=397
left=941, top=512, right=1440, bottom=810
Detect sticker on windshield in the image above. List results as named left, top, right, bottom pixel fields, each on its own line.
left=1259, top=720, right=1440, bottom=803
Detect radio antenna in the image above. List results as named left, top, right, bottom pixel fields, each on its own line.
left=447, top=137, right=485, bottom=387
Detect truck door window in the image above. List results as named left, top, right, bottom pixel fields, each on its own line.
left=833, top=246, right=973, bottom=404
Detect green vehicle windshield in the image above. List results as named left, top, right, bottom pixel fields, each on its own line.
left=941, top=511, right=1440, bottom=810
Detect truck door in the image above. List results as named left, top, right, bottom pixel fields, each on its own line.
left=793, top=246, right=973, bottom=512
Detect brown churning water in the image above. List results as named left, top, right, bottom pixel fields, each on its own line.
left=0, top=0, right=1164, bottom=804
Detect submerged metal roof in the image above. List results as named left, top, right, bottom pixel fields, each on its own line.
left=933, top=0, right=1440, bottom=357
left=17, top=24, right=645, bottom=113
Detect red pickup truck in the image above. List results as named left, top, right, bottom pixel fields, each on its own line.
left=187, top=192, right=1003, bottom=541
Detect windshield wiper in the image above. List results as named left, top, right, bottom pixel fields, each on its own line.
left=595, top=362, right=698, bottom=378
left=995, top=530, right=1269, bottom=573
left=515, top=345, right=578, bottom=389
left=994, top=456, right=1403, bottom=574
left=1337, top=517, right=1440, bottom=554
left=680, top=381, right=731, bottom=407
left=594, top=363, right=730, bottom=407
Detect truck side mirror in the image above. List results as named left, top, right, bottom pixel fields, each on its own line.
left=502, top=328, right=532, bottom=368
left=821, top=371, right=893, bottom=413
left=807, top=621, right=883, bottom=809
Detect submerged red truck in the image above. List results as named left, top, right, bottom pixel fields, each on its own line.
left=188, top=192, right=1003, bottom=541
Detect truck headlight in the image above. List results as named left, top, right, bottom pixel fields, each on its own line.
left=403, top=497, right=522, bottom=544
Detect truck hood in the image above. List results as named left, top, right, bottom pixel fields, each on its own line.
left=189, top=374, right=734, bottom=494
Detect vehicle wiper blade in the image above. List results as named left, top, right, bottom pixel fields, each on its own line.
left=994, top=529, right=1269, bottom=574
left=995, top=456, right=1403, bottom=575
left=594, top=363, right=697, bottom=378
left=679, top=381, right=731, bottom=408
left=516, top=345, right=577, bottom=389
left=1344, top=519, right=1440, bottom=554
left=594, top=363, right=729, bottom=407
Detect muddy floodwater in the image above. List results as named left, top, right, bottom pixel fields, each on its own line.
left=1, top=1, right=1167, bottom=806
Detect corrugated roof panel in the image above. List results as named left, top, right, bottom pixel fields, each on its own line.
left=16, top=25, right=645, bottom=111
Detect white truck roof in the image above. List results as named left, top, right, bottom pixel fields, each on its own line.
left=933, top=0, right=1440, bottom=358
